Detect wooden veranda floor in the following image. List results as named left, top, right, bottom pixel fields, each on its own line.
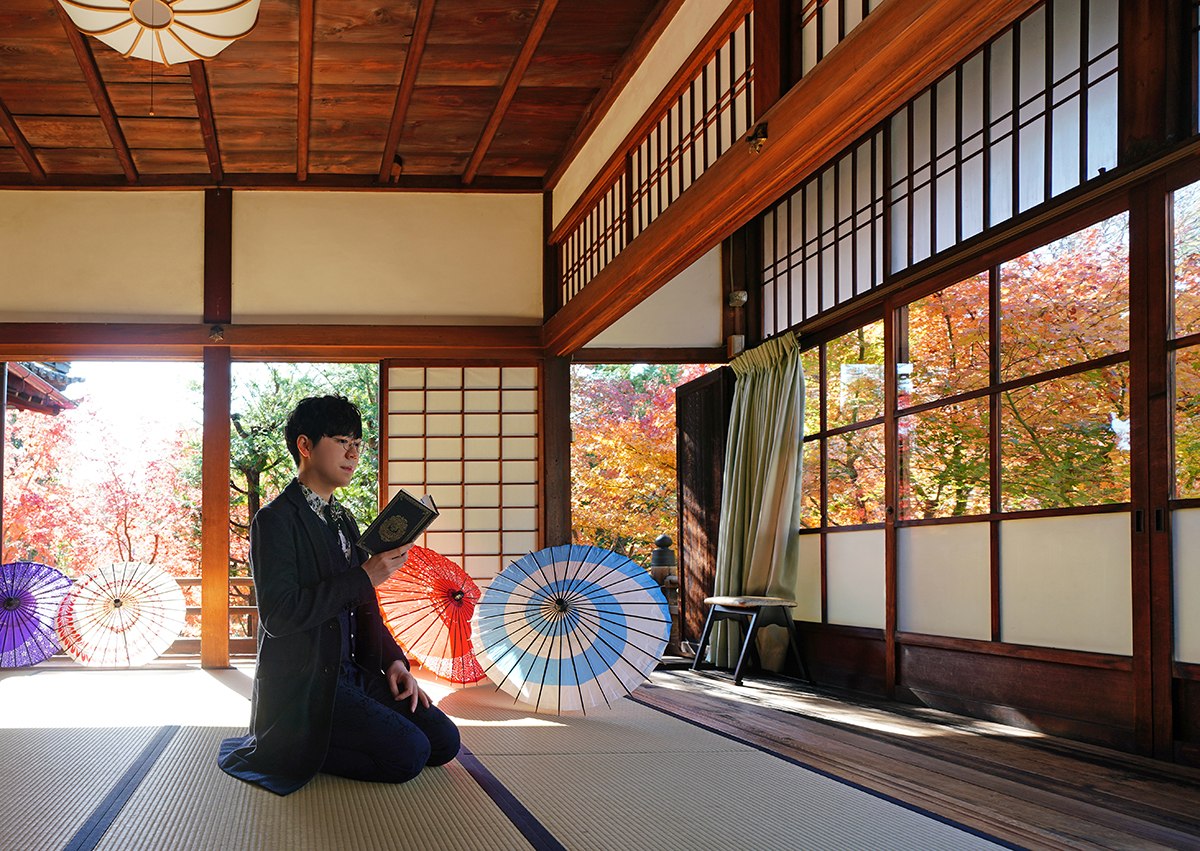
left=639, top=663, right=1200, bottom=851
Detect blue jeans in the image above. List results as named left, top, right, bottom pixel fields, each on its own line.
left=321, top=672, right=461, bottom=784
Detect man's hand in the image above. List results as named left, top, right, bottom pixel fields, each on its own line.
left=387, top=659, right=431, bottom=712
left=362, top=543, right=413, bottom=587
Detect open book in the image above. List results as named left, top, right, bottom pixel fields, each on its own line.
left=357, top=489, right=439, bottom=555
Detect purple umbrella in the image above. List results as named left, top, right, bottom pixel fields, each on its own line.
left=0, top=562, right=72, bottom=668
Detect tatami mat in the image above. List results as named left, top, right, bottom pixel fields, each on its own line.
left=440, top=682, right=745, bottom=755
left=90, top=725, right=533, bottom=851
left=448, top=686, right=1022, bottom=851
left=0, top=727, right=162, bottom=851
left=0, top=665, right=1028, bottom=851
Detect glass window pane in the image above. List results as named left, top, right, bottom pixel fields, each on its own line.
left=899, top=272, right=990, bottom=408
left=899, top=397, right=991, bottom=519
left=827, top=321, right=885, bottom=429
left=1173, top=179, right=1200, bottom=338
left=1175, top=346, right=1200, bottom=498
left=999, top=211, right=1129, bottom=383
left=802, top=346, right=821, bottom=436
left=827, top=425, right=886, bottom=526
left=1000, top=365, right=1130, bottom=510
left=800, top=440, right=822, bottom=529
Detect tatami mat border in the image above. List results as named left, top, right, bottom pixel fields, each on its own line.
left=628, top=694, right=1033, bottom=851
left=62, top=725, right=181, bottom=851
left=456, top=745, right=568, bottom=851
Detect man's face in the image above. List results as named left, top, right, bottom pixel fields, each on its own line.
left=300, top=433, right=362, bottom=494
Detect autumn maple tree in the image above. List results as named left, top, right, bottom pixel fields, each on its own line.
left=570, top=363, right=710, bottom=565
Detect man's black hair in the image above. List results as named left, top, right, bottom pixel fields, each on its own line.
left=285, top=395, right=363, bottom=465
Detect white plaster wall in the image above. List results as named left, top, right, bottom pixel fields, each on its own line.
left=826, top=528, right=885, bottom=629
left=897, top=523, right=991, bottom=640
left=1173, top=508, right=1200, bottom=663
left=0, top=191, right=204, bottom=322
left=552, top=0, right=733, bottom=227
left=1000, top=513, right=1132, bottom=655
left=231, top=192, right=543, bottom=325
left=583, top=246, right=723, bottom=348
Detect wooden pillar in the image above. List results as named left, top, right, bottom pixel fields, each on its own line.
left=204, top=188, right=233, bottom=325
left=543, top=190, right=561, bottom=320
left=1119, top=0, right=1191, bottom=165
left=201, top=186, right=233, bottom=668
left=201, top=346, right=231, bottom=669
left=540, top=356, right=572, bottom=547
left=753, top=0, right=792, bottom=120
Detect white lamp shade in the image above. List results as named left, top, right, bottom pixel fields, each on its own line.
left=58, top=0, right=261, bottom=66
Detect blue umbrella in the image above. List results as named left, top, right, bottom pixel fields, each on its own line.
left=472, top=544, right=670, bottom=714
left=0, top=562, right=72, bottom=668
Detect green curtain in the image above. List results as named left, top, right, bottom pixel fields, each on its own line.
left=709, top=332, right=805, bottom=666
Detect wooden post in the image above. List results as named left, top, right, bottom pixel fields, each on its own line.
left=540, top=356, right=572, bottom=547
left=201, top=346, right=231, bottom=669
left=753, top=0, right=791, bottom=120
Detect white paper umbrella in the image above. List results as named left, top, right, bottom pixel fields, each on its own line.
left=472, top=544, right=670, bottom=714
left=57, top=0, right=262, bottom=66
left=56, top=561, right=186, bottom=667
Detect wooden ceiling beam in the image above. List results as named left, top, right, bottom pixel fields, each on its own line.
left=543, top=0, right=687, bottom=191
left=189, top=61, right=223, bottom=182
left=461, top=0, right=559, bottom=186
left=0, top=94, right=46, bottom=183
left=541, top=0, right=1042, bottom=355
left=55, top=0, right=138, bottom=183
left=297, top=0, right=314, bottom=181
left=0, top=173, right=543, bottom=191
left=0, top=322, right=544, bottom=361
left=377, top=0, right=436, bottom=183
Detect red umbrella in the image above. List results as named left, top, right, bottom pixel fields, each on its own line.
left=376, top=546, right=485, bottom=684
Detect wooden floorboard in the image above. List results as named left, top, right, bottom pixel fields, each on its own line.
left=637, top=667, right=1200, bottom=851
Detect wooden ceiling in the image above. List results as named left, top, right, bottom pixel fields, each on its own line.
left=0, top=0, right=666, bottom=190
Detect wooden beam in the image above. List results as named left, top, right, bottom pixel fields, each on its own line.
left=0, top=322, right=544, bottom=361
left=55, top=0, right=138, bottom=183
left=0, top=173, right=541, bottom=192
left=0, top=95, right=46, bottom=182
left=461, top=0, right=560, bottom=186
left=542, top=0, right=1041, bottom=356
left=204, top=188, right=233, bottom=325
left=189, top=61, right=223, bottom=181
left=544, top=0, right=688, bottom=191
left=297, top=0, right=314, bottom=181
left=201, top=346, right=231, bottom=668
left=377, top=0, right=436, bottom=183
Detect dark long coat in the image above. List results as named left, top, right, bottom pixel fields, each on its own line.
left=217, top=479, right=408, bottom=795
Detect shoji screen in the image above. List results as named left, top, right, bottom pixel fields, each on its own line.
left=382, top=365, right=540, bottom=591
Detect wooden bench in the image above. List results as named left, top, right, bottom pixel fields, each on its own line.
left=691, top=596, right=810, bottom=685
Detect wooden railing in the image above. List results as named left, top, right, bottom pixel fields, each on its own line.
left=168, top=575, right=257, bottom=656
left=550, top=0, right=754, bottom=309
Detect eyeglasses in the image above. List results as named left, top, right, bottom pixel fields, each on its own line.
left=328, top=436, right=364, bottom=455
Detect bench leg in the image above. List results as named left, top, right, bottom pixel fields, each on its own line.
left=732, top=608, right=764, bottom=685
left=690, top=606, right=719, bottom=673
left=783, top=614, right=811, bottom=683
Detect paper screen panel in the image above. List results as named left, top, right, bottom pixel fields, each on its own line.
left=383, top=365, right=540, bottom=586
left=826, top=529, right=885, bottom=629
left=897, top=523, right=991, bottom=640
left=999, top=513, right=1131, bottom=655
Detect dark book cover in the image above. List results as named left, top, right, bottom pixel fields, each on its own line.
left=357, top=489, right=439, bottom=555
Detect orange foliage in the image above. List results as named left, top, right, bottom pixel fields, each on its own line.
left=570, top=364, right=711, bottom=565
